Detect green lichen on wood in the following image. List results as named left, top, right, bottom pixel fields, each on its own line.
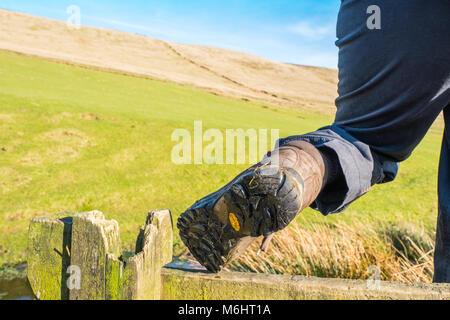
left=105, top=254, right=123, bottom=300
left=69, top=211, right=121, bottom=300
left=161, top=269, right=450, bottom=300
left=28, top=209, right=174, bottom=300
left=127, top=223, right=161, bottom=300
left=84, top=210, right=171, bottom=300
left=120, top=256, right=138, bottom=300
left=27, top=213, right=72, bottom=300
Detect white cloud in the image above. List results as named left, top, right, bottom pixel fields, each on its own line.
left=300, top=52, right=338, bottom=69
left=289, top=21, right=334, bottom=40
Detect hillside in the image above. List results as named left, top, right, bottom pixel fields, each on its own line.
left=0, top=9, right=338, bottom=113
left=0, top=9, right=443, bottom=284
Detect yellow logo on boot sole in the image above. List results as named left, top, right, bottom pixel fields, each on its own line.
left=229, top=213, right=240, bottom=232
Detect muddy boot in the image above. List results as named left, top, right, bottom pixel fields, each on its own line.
left=177, top=140, right=327, bottom=273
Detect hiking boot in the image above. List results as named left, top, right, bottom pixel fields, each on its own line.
left=177, top=140, right=327, bottom=273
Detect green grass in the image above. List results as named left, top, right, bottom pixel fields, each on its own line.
left=0, top=51, right=444, bottom=271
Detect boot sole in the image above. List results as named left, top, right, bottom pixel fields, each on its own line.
left=177, top=166, right=304, bottom=273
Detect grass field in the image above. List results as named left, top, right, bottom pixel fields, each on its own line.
left=0, top=51, right=444, bottom=282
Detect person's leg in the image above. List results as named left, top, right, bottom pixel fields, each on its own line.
left=295, top=1, right=450, bottom=283
left=178, top=0, right=450, bottom=273
left=281, top=0, right=450, bottom=215
left=434, top=107, right=450, bottom=283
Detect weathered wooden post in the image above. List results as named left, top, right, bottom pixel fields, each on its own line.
left=116, top=210, right=174, bottom=300
left=27, top=209, right=173, bottom=300
left=69, top=211, right=121, bottom=300
left=27, top=213, right=73, bottom=300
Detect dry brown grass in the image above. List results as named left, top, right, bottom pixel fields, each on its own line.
left=231, top=218, right=435, bottom=284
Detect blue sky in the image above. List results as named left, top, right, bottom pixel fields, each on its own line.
left=0, top=0, right=340, bottom=68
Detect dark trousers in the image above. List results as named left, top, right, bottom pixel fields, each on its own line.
left=282, top=0, right=450, bottom=282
